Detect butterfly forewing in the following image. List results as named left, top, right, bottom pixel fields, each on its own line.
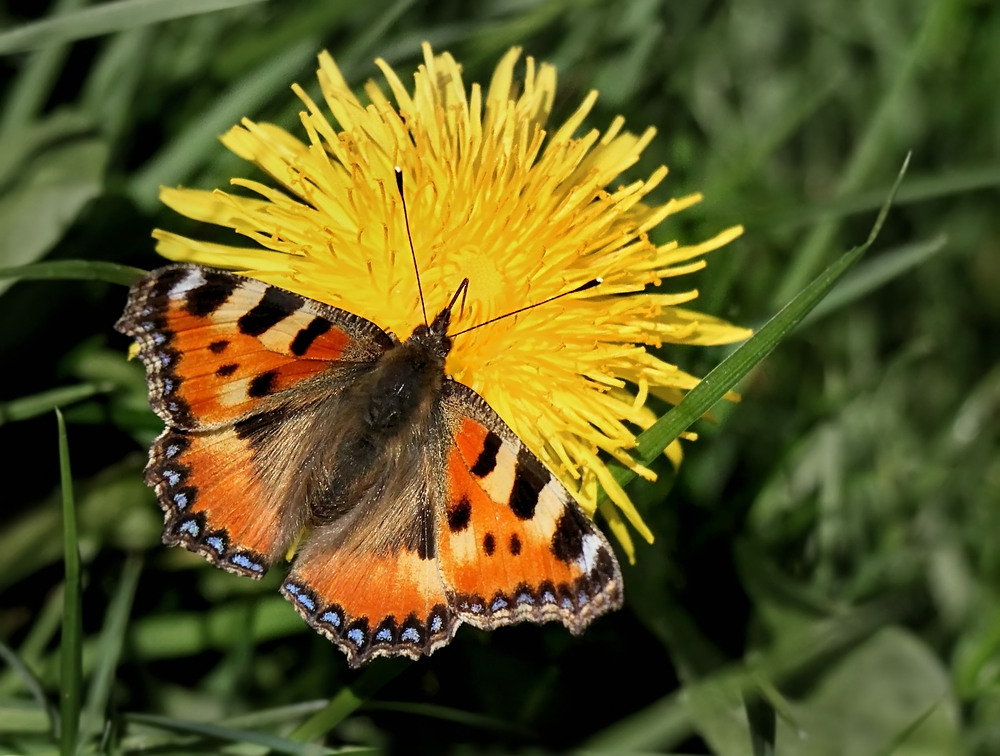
left=115, top=264, right=393, bottom=429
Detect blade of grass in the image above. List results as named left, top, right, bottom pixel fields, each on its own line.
left=875, top=699, right=946, bottom=756
left=755, top=165, right=1000, bottom=232
left=0, top=0, right=268, bottom=54
left=771, top=0, right=949, bottom=306
left=56, top=409, right=82, bottom=756
left=800, top=234, right=947, bottom=326
left=605, top=153, right=910, bottom=495
left=0, top=0, right=87, bottom=136
left=287, top=659, right=411, bottom=743
left=745, top=694, right=776, bottom=756
left=125, top=712, right=346, bottom=755
left=128, top=39, right=319, bottom=209
left=0, top=384, right=114, bottom=426
left=81, top=26, right=155, bottom=143
left=0, top=259, right=145, bottom=285
left=79, top=555, right=143, bottom=744
left=0, top=589, right=64, bottom=695
left=365, top=701, right=533, bottom=736
left=0, top=639, right=58, bottom=737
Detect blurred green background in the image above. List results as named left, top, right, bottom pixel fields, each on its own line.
left=1, top=0, right=998, bottom=754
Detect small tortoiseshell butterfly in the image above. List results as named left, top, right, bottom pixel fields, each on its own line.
left=117, top=263, right=623, bottom=666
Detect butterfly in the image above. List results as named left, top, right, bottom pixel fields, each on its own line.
left=116, top=263, right=623, bottom=667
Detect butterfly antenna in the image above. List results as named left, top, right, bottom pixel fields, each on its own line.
left=447, top=278, right=471, bottom=316
left=450, top=277, right=602, bottom=337
left=395, top=167, right=429, bottom=327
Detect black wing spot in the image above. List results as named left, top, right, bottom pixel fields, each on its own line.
left=551, top=509, right=585, bottom=563
left=405, top=503, right=436, bottom=560
left=447, top=496, right=472, bottom=532
left=483, top=532, right=496, bottom=556
left=151, top=267, right=188, bottom=300
left=470, top=431, right=502, bottom=477
left=185, top=271, right=237, bottom=317
left=290, top=316, right=332, bottom=356
left=509, top=447, right=544, bottom=520
left=208, top=339, right=230, bottom=353
left=215, top=363, right=238, bottom=377
left=248, top=370, right=278, bottom=398
left=509, top=533, right=522, bottom=556
left=238, top=287, right=303, bottom=336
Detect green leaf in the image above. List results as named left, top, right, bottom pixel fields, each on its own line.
left=0, top=259, right=145, bottom=286
left=79, top=555, right=143, bottom=745
left=0, top=383, right=114, bottom=426
left=0, top=0, right=270, bottom=54
left=772, top=628, right=960, bottom=756
left=289, top=660, right=411, bottom=742
left=0, top=135, right=109, bottom=295
left=56, top=409, right=82, bottom=756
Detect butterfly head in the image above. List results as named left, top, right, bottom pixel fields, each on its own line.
left=405, top=306, right=454, bottom=362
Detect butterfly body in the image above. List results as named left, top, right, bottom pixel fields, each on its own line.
left=118, top=264, right=623, bottom=666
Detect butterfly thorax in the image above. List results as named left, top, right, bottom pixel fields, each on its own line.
left=280, top=307, right=454, bottom=527
left=356, top=309, right=453, bottom=432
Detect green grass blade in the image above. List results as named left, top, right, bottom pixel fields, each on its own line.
left=127, top=39, right=319, bottom=209
left=0, top=384, right=114, bottom=426
left=0, top=260, right=145, bottom=285
left=0, top=0, right=269, bottom=54
left=0, top=0, right=87, bottom=136
left=801, top=234, right=947, bottom=326
left=580, top=692, right=691, bottom=752
left=79, top=555, right=142, bottom=744
left=56, top=409, right=82, bottom=756
left=745, top=694, right=776, bottom=756
left=125, top=712, right=346, bottom=755
left=288, top=660, right=411, bottom=742
left=771, top=0, right=948, bottom=306
left=607, top=153, right=911, bottom=494
left=0, top=639, right=58, bottom=737
left=365, top=701, right=532, bottom=736
left=81, top=26, right=155, bottom=143
left=875, top=699, right=945, bottom=756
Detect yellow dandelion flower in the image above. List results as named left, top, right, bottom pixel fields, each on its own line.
left=153, top=43, right=750, bottom=561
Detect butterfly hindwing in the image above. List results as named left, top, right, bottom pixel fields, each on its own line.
left=145, top=426, right=301, bottom=576
left=438, top=383, right=624, bottom=633
left=282, top=535, right=458, bottom=667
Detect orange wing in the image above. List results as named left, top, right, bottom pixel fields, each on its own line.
left=116, top=265, right=393, bottom=430
left=117, top=265, right=395, bottom=576
left=437, top=384, right=623, bottom=634
left=282, top=536, right=457, bottom=668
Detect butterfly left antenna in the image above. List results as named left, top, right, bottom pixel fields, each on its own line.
left=395, top=167, right=429, bottom=327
